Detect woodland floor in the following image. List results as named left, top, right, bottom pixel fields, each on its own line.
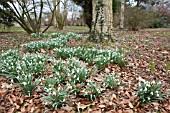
left=0, top=28, right=170, bottom=113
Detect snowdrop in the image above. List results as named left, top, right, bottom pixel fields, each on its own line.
left=137, top=81, right=164, bottom=103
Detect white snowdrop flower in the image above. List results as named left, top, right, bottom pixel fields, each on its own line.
left=144, top=87, right=147, bottom=92
left=49, top=88, right=52, bottom=91
left=158, top=81, right=161, bottom=84
left=139, top=82, right=141, bottom=87
left=77, top=77, right=79, bottom=81
left=16, top=76, right=20, bottom=80
left=156, top=91, right=158, bottom=94
left=44, top=102, right=48, bottom=105
left=28, top=74, right=32, bottom=77
left=2, top=70, right=5, bottom=72
left=148, top=97, right=151, bottom=100
left=11, top=79, right=14, bottom=83
left=23, top=82, right=27, bottom=86
left=157, top=94, right=160, bottom=97
left=9, top=83, right=13, bottom=87
left=151, top=81, right=155, bottom=84
left=146, top=83, right=150, bottom=87
left=52, top=91, right=56, bottom=95
left=84, top=91, right=88, bottom=95
left=49, top=84, right=53, bottom=87
left=86, top=79, right=92, bottom=83
left=67, top=85, right=72, bottom=89
left=58, top=87, right=61, bottom=91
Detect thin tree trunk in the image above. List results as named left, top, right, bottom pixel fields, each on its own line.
left=53, top=0, right=57, bottom=27
left=120, top=0, right=125, bottom=29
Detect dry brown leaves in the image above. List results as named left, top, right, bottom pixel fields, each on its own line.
left=0, top=29, right=170, bottom=112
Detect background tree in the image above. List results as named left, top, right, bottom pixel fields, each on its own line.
left=72, top=0, right=92, bottom=31
left=72, top=0, right=118, bottom=31
left=124, top=0, right=170, bottom=29
left=0, top=2, right=14, bottom=30
left=90, top=0, right=113, bottom=42
left=55, top=0, right=68, bottom=30
left=120, top=0, right=125, bottom=29
left=0, top=0, right=56, bottom=34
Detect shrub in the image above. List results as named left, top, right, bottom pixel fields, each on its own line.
left=125, top=7, right=155, bottom=31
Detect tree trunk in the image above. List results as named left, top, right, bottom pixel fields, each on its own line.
left=91, top=0, right=113, bottom=42
left=120, top=0, right=125, bottom=29
left=53, top=0, right=57, bottom=27
left=55, top=0, right=67, bottom=30
left=93, top=0, right=113, bottom=33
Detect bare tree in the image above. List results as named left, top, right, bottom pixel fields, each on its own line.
left=53, top=0, right=68, bottom=30
left=0, top=0, right=57, bottom=34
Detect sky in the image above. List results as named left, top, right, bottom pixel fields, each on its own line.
left=9, top=0, right=82, bottom=20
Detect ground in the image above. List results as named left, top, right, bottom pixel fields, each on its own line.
left=0, top=27, right=170, bottom=112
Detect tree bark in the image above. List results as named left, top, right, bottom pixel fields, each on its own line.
left=120, top=0, right=125, bottom=29
left=92, top=0, right=113, bottom=33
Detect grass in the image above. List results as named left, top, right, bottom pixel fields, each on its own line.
left=46, top=26, right=89, bottom=34
left=0, top=26, right=89, bottom=34
left=0, top=26, right=26, bottom=34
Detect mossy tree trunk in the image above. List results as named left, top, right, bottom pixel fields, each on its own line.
left=90, top=0, right=113, bottom=42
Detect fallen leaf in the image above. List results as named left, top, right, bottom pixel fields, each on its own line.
left=0, top=89, right=7, bottom=98
left=123, top=109, right=134, bottom=113
left=1, top=83, right=12, bottom=89
left=8, top=108, right=15, bottom=113
left=98, top=104, right=106, bottom=108
left=106, top=110, right=117, bottom=113
left=90, top=109, right=102, bottom=113
left=40, top=49, right=46, bottom=53
left=138, top=76, right=145, bottom=82
left=118, top=109, right=123, bottom=113
left=161, top=51, right=168, bottom=55
left=77, top=103, right=89, bottom=110
left=8, top=96, right=13, bottom=104
left=151, top=102, right=159, bottom=106
left=57, top=110, right=65, bottom=113
left=164, top=105, right=170, bottom=110
left=129, top=102, right=134, bottom=109
left=21, top=106, right=26, bottom=112
left=125, top=91, right=131, bottom=99
left=14, top=103, right=20, bottom=110
left=105, top=68, right=110, bottom=73
left=0, top=107, right=5, bottom=110
left=94, top=77, right=103, bottom=82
